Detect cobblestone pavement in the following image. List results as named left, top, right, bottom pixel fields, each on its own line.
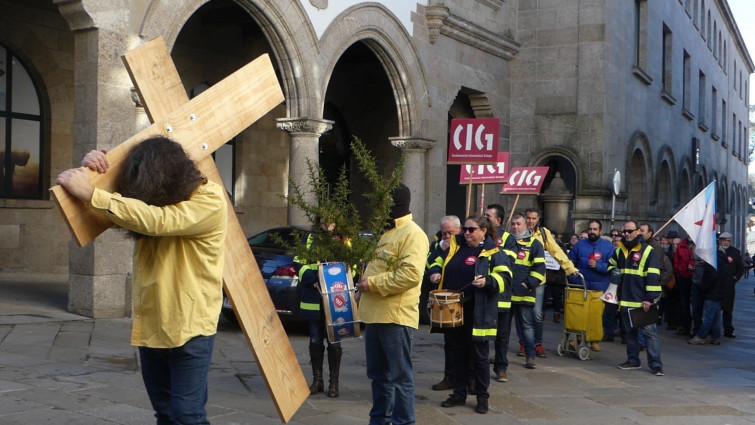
left=0, top=277, right=754, bottom=425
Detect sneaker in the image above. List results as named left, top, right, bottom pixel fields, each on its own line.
left=441, top=394, right=466, bottom=408
left=475, top=399, right=489, bottom=414
left=724, top=333, right=736, bottom=338
left=675, top=328, right=689, bottom=336
left=590, top=342, right=601, bottom=352
left=617, top=361, right=641, bottom=370
left=517, top=344, right=525, bottom=357
left=651, top=368, right=664, bottom=376
left=495, top=370, right=509, bottom=382
left=525, top=358, right=536, bottom=369
left=688, top=336, right=707, bottom=345
left=709, top=338, right=721, bottom=345
left=535, top=345, right=547, bottom=358
left=432, top=377, right=453, bottom=391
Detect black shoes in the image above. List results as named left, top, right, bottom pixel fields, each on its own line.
left=724, top=333, right=736, bottom=338
left=432, top=377, right=453, bottom=391
left=475, top=399, right=489, bottom=414
left=617, top=361, right=641, bottom=370
left=652, top=368, right=664, bottom=376
left=441, top=394, right=466, bottom=408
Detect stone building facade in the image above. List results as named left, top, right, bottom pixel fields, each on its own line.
left=0, top=0, right=751, bottom=317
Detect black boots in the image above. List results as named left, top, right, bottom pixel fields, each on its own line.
left=310, top=344, right=342, bottom=397
left=309, top=343, right=324, bottom=395
left=326, top=345, right=342, bottom=398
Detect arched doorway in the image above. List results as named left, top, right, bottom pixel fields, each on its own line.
left=627, top=149, right=649, bottom=217
left=170, top=0, right=289, bottom=234
left=445, top=92, right=476, bottom=219
left=323, top=41, right=400, bottom=220
left=537, top=155, right=576, bottom=236
left=657, top=161, right=672, bottom=218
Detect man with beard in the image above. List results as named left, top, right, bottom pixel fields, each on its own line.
left=567, top=220, right=615, bottom=351
left=609, top=220, right=663, bottom=376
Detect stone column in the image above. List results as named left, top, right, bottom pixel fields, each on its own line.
left=276, top=118, right=334, bottom=227
left=389, top=137, right=435, bottom=230
left=541, top=172, right=573, bottom=236
left=57, top=2, right=135, bottom=318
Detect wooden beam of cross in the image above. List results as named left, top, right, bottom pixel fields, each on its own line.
left=50, top=37, right=309, bottom=423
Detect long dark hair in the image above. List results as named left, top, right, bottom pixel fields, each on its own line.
left=465, top=215, right=498, bottom=242
left=117, top=137, right=207, bottom=206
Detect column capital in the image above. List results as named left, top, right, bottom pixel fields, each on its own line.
left=389, top=137, right=435, bottom=151
left=276, top=118, right=334, bottom=136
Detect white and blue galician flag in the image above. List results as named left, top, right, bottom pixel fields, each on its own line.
left=673, top=181, right=717, bottom=269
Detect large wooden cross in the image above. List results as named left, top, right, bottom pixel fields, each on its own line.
left=50, top=37, right=308, bottom=423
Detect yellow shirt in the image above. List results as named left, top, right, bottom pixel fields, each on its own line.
left=90, top=180, right=227, bottom=348
left=358, top=214, right=429, bottom=329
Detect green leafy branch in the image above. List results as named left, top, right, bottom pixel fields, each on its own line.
left=279, top=137, right=406, bottom=273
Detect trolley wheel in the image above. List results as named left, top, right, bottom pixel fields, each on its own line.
left=557, top=344, right=565, bottom=357
left=578, top=346, right=590, bottom=361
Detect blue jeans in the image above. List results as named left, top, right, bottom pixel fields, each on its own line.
left=513, top=304, right=536, bottom=359
left=308, top=317, right=332, bottom=347
left=696, top=299, right=722, bottom=339
left=534, top=284, right=544, bottom=345
left=515, top=285, right=544, bottom=346
left=365, top=324, right=415, bottom=425
left=620, top=313, right=662, bottom=369
left=139, top=335, right=214, bottom=425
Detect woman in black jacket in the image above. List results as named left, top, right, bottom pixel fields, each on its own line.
left=427, top=215, right=511, bottom=414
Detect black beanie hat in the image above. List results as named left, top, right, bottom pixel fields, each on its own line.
left=389, top=183, right=411, bottom=219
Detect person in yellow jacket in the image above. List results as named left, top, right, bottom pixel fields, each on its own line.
left=356, top=184, right=429, bottom=425
left=56, top=137, right=227, bottom=424
left=517, top=208, right=577, bottom=358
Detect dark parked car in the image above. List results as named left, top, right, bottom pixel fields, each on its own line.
left=221, top=226, right=311, bottom=323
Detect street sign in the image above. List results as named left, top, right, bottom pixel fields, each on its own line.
left=448, top=118, right=499, bottom=164
left=459, top=152, right=509, bottom=183
left=500, top=166, right=550, bottom=194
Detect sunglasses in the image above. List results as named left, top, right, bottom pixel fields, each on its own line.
left=463, top=226, right=480, bottom=233
left=622, top=229, right=637, bottom=234
left=611, top=233, right=621, bottom=237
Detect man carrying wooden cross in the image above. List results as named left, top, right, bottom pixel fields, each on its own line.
left=56, top=137, right=226, bottom=424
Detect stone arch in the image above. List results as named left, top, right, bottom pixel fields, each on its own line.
left=655, top=146, right=675, bottom=216
left=677, top=156, right=694, bottom=207
left=531, top=150, right=578, bottom=236
left=731, top=182, right=740, bottom=239
left=444, top=91, right=479, bottom=218
left=530, top=147, right=580, bottom=197
left=138, top=0, right=321, bottom=118
left=718, top=175, right=727, bottom=216
left=317, top=3, right=428, bottom=137
left=626, top=132, right=654, bottom=217
left=694, top=166, right=707, bottom=193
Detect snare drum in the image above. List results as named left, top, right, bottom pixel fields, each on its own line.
left=429, top=290, right=463, bottom=328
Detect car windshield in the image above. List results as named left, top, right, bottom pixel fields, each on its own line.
left=248, top=228, right=306, bottom=250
